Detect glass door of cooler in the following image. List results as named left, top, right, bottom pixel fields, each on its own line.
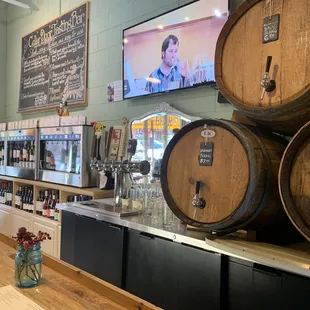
left=38, top=127, right=82, bottom=187
left=6, top=129, right=37, bottom=180
left=39, top=136, right=81, bottom=174
left=0, top=132, right=5, bottom=175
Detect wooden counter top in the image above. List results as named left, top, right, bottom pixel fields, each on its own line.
left=0, top=235, right=160, bottom=310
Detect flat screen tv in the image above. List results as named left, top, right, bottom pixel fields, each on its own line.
left=123, top=0, right=229, bottom=99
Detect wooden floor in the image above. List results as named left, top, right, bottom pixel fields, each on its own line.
left=0, top=241, right=127, bottom=310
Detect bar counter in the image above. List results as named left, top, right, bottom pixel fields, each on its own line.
left=0, top=235, right=160, bottom=310
left=58, top=201, right=310, bottom=279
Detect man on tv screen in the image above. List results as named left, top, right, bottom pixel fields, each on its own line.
left=146, top=35, right=190, bottom=94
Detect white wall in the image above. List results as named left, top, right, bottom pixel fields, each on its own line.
left=4, top=0, right=234, bottom=126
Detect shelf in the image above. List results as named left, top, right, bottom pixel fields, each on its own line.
left=0, top=175, right=113, bottom=199
left=11, top=207, right=60, bottom=224
left=0, top=176, right=113, bottom=227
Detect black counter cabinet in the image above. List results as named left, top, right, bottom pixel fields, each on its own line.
left=228, top=257, right=310, bottom=310
left=60, top=210, right=310, bottom=310
left=60, top=210, right=125, bottom=288
left=125, top=228, right=223, bottom=310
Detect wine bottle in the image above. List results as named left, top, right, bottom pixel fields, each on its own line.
left=30, top=140, right=35, bottom=169
left=15, top=186, right=20, bottom=209
left=0, top=183, right=4, bottom=204
left=26, top=141, right=31, bottom=168
left=50, top=153, right=56, bottom=170
left=47, top=192, right=52, bottom=218
left=71, top=141, right=78, bottom=173
left=50, top=191, right=56, bottom=219
left=22, top=141, right=27, bottom=165
left=1, top=141, right=4, bottom=164
left=54, top=194, right=60, bottom=221
left=45, top=142, right=50, bottom=169
left=19, top=143, right=23, bottom=167
left=23, top=189, right=28, bottom=212
left=10, top=142, right=14, bottom=166
left=14, top=142, right=18, bottom=167
left=7, top=184, right=12, bottom=207
left=29, top=188, right=34, bottom=213
left=0, top=142, right=2, bottom=166
left=42, top=190, right=48, bottom=217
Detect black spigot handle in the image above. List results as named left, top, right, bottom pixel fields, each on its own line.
left=265, top=56, right=272, bottom=73
left=195, top=181, right=201, bottom=195
left=140, top=160, right=151, bottom=175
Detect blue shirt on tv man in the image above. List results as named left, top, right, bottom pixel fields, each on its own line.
left=146, top=35, right=190, bottom=94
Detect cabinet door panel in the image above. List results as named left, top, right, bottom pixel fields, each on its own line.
left=33, top=220, right=58, bottom=257
left=60, top=211, right=76, bottom=265
left=147, top=235, right=180, bottom=310
left=75, top=216, right=124, bottom=288
left=125, top=230, right=180, bottom=310
left=281, top=273, right=310, bottom=310
left=179, top=245, right=222, bottom=310
left=0, top=206, right=11, bottom=236
left=125, top=230, right=150, bottom=298
left=228, top=259, right=281, bottom=310
left=11, top=213, right=31, bottom=237
left=228, top=261, right=253, bottom=310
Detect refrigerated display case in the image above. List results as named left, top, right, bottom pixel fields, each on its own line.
left=0, top=131, right=6, bottom=175
left=38, top=126, right=97, bottom=188
left=6, top=129, right=37, bottom=180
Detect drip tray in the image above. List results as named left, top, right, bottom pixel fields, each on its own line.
left=76, top=201, right=141, bottom=217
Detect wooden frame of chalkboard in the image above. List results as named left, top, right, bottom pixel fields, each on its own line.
left=19, top=2, right=89, bottom=113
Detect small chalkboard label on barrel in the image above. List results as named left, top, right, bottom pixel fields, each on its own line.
left=199, top=142, right=213, bottom=166
left=262, top=14, right=280, bottom=44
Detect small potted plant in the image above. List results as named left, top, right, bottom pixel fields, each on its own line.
left=13, top=227, right=51, bottom=288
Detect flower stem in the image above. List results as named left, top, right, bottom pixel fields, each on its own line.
left=29, top=264, right=39, bottom=283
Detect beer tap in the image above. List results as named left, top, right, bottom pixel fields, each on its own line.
left=260, top=56, right=276, bottom=100
left=91, top=139, right=150, bottom=208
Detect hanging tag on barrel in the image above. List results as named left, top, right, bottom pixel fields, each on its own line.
left=262, top=14, right=280, bottom=44
left=199, top=125, right=214, bottom=166
left=199, top=142, right=213, bottom=166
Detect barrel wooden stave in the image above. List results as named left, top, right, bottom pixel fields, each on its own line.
left=215, top=0, right=310, bottom=135
left=279, top=121, right=310, bottom=240
left=161, top=119, right=287, bottom=233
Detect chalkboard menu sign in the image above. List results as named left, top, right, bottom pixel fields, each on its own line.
left=19, top=2, right=88, bottom=112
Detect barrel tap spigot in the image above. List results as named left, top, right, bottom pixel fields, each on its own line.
left=192, top=181, right=206, bottom=209
left=260, top=56, right=276, bottom=99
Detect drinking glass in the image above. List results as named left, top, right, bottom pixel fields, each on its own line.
left=163, top=202, right=174, bottom=227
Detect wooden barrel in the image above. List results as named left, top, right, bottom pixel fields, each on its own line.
left=215, top=0, right=310, bottom=136
left=279, top=121, right=310, bottom=241
left=160, top=119, right=292, bottom=236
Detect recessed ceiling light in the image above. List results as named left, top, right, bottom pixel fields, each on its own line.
left=123, top=38, right=129, bottom=44
left=214, top=9, right=222, bottom=17
left=185, top=17, right=190, bottom=21
left=157, top=25, right=164, bottom=30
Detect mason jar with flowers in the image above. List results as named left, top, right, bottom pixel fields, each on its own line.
left=13, top=227, right=51, bottom=288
